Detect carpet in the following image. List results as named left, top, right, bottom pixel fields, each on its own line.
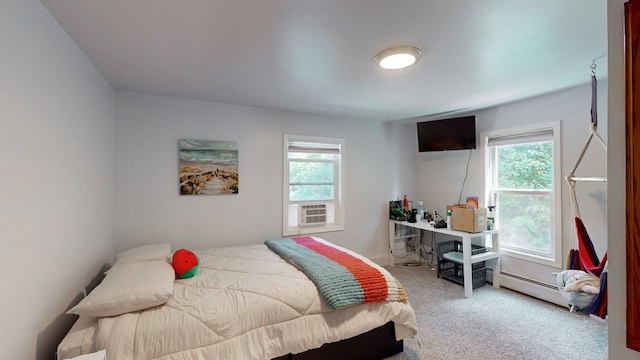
left=384, top=263, right=608, bottom=360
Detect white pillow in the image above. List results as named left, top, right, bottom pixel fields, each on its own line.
left=114, top=243, right=172, bottom=265
left=67, top=260, right=175, bottom=317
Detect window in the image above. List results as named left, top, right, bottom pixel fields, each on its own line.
left=483, top=122, right=561, bottom=266
left=283, top=135, right=344, bottom=236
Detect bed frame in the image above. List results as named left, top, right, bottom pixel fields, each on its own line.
left=272, top=322, right=403, bottom=360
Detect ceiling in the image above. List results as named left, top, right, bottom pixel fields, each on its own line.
left=40, top=0, right=607, bottom=122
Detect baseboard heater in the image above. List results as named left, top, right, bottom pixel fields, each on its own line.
left=498, top=270, right=567, bottom=307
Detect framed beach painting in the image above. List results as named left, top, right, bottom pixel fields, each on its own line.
left=179, top=139, right=239, bottom=195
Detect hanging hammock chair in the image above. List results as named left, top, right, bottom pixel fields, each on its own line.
left=571, top=217, right=608, bottom=278
left=561, top=60, right=608, bottom=319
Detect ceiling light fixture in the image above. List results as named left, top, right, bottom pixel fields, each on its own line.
left=375, top=46, right=421, bottom=70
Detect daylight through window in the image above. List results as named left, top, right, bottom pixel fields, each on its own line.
left=283, top=135, right=344, bottom=236
left=484, top=122, right=561, bottom=266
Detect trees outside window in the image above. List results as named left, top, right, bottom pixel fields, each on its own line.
left=283, top=135, right=344, bottom=236
left=289, top=153, right=335, bottom=201
left=484, top=122, right=561, bottom=266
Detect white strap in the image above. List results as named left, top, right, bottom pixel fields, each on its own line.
left=564, top=123, right=608, bottom=248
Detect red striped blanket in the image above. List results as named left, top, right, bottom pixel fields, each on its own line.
left=265, top=237, right=407, bottom=309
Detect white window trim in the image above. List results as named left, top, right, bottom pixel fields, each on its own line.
left=283, top=134, right=345, bottom=236
left=482, top=121, right=562, bottom=268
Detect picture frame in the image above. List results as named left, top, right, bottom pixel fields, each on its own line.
left=178, top=139, right=238, bottom=195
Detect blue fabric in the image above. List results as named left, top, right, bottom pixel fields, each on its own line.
left=265, top=238, right=364, bottom=309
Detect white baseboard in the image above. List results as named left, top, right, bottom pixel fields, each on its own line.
left=498, top=271, right=567, bottom=307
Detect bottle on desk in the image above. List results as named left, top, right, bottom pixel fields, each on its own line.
left=417, top=201, right=424, bottom=220
left=446, top=210, right=452, bottom=229
left=487, top=206, right=496, bottom=230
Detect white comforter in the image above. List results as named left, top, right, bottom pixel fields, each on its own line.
left=75, top=243, right=416, bottom=359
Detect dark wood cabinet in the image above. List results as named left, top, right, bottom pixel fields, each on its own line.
left=626, top=0, right=640, bottom=352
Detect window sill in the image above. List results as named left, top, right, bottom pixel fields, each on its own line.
left=500, top=247, right=562, bottom=268
left=283, top=224, right=344, bottom=237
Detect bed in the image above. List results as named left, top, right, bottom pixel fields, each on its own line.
left=57, top=237, right=417, bottom=360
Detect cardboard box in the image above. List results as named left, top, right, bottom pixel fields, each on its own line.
left=451, top=207, right=487, bottom=233
left=446, top=204, right=466, bottom=213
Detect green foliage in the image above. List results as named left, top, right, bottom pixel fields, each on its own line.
left=290, top=185, right=333, bottom=201
left=495, top=141, right=553, bottom=253
left=289, top=156, right=335, bottom=201
left=499, top=193, right=552, bottom=253
left=497, top=142, right=552, bottom=190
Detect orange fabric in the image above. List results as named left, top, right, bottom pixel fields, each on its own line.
left=293, top=237, right=389, bottom=303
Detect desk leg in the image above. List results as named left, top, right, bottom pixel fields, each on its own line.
left=462, top=235, right=473, bottom=298
left=491, top=232, right=500, bottom=289
left=388, top=221, right=395, bottom=267
left=492, top=257, right=501, bottom=289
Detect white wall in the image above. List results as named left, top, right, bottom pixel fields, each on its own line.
left=607, top=0, right=635, bottom=358
left=0, top=1, right=114, bottom=359
left=4, top=2, right=630, bottom=359
left=417, top=82, right=608, bottom=279
left=114, top=91, right=416, bottom=261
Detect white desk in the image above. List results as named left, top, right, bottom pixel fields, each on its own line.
left=389, top=220, right=500, bottom=298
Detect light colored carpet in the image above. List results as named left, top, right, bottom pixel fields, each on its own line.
left=384, top=263, right=608, bottom=360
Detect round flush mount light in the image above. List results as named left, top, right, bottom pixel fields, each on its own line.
left=375, top=46, right=421, bottom=70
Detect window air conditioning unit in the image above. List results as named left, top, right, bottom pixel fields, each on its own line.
left=299, top=204, right=327, bottom=226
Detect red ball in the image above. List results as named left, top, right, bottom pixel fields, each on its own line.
left=172, top=249, right=199, bottom=278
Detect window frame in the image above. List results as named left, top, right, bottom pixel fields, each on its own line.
left=482, top=121, right=562, bottom=267
left=282, top=134, right=345, bottom=236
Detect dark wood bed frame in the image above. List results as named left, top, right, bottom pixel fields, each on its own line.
left=272, top=322, right=403, bottom=360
